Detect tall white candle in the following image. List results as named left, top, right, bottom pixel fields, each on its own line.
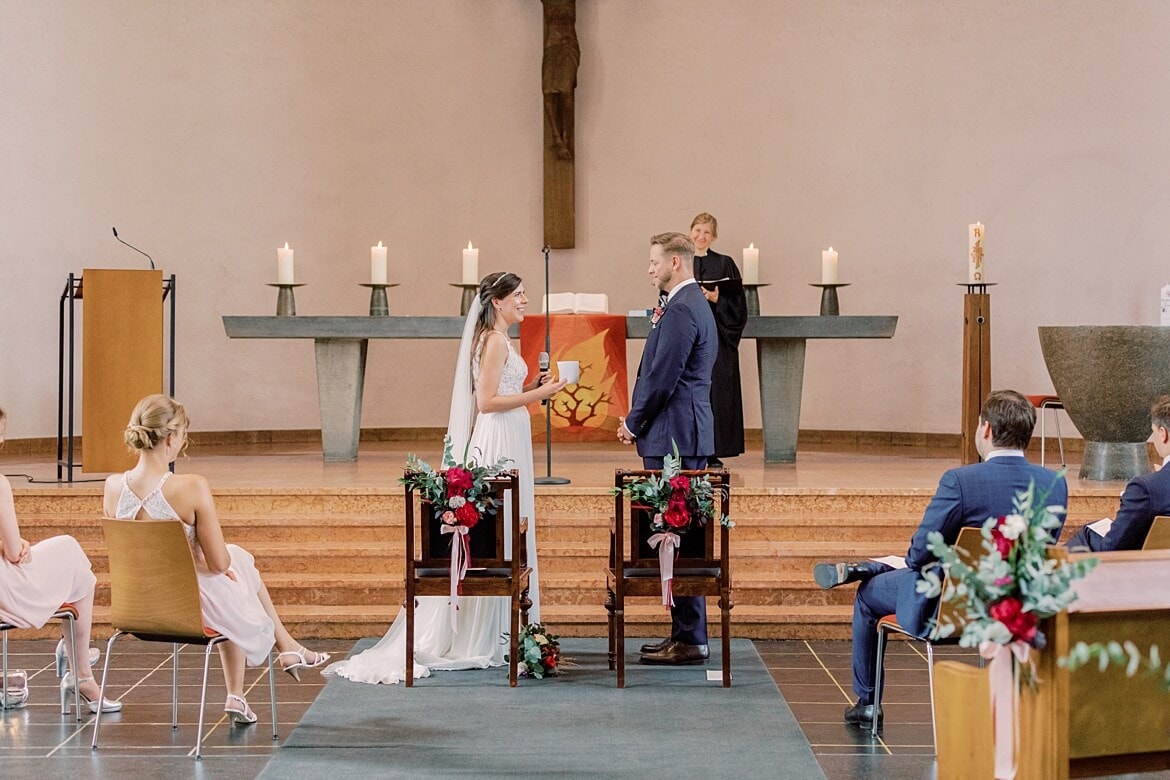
left=277, top=242, right=294, bottom=284
left=462, top=241, right=479, bottom=285
left=968, top=223, right=985, bottom=283
left=371, top=241, right=388, bottom=284
left=821, top=247, right=839, bottom=284
left=742, top=243, right=760, bottom=285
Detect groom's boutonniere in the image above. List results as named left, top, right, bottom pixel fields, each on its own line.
left=650, top=305, right=665, bottom=329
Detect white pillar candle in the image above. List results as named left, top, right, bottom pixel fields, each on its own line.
left=821, top=247, right=839, bottom=284
left=968, top=223, right=985, bottom=283
left=462, top=241, right=479, bottom=285
left=742, top=243, right=759, bottom=285
left=371, top=241, right=388, bottom=284
left=277, top=242, right=294, bottom=284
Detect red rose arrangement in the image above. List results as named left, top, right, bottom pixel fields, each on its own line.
left=612, top=442, right=733, bottom=608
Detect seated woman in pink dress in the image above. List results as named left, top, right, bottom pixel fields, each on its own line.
left=0, top=406, right=119, bottom=713
left=102, top=394, right=329, bottom=725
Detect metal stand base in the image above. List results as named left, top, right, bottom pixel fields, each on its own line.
left=1080, top=441, right=1149, bottom=481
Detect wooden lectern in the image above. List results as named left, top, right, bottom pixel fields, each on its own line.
left=58, top=270, right=174, bottom=479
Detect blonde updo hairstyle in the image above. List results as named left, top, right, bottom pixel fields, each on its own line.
left=125, top=394, right=190, bottom=455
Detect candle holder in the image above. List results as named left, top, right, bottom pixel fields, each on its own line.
left=267, top=283, right=305, bottom=316
left=809, top=283, right=850, bottom=316
left=958, top=282, right=997, bottom=294
left=360, top=283, right=399, bottom=316
left=743, top=283, right=770, bottom=316
left=449, top=283, right=480, bottom=316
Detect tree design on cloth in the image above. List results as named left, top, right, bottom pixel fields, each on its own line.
left=547, top=331, right=618, bottom=430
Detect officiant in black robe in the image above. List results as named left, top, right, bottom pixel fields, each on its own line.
left=690, top=213, right=747, bottom=465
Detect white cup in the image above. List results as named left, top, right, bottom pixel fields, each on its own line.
left=557, top=360, right=580, bottom=384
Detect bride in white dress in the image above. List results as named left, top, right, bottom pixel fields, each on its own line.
left=326, top=272, right=565, bottom=684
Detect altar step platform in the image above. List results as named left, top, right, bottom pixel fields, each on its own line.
left=8, top=442, right=1118, bottom=641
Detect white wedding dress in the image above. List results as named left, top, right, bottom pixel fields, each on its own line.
left=325, top=328, right=539, bottom=685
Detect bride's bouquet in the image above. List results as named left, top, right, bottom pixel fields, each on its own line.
left=504, top=623, right=563, bottom=680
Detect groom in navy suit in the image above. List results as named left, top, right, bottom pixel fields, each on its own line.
left=814, top=390, right=1068, bottom=727
left=618, top=231, right=718, bottom=665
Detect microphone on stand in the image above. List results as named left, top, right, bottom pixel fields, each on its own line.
left=539, top=351, right=550, bottom=405
left=112, top=226, right=155, bottom=270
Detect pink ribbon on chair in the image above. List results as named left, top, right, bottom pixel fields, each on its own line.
left=647, top=531, right=680, bottom=608
left=440, top=524, right=471, bottom=630
left=979, top=640, right=1030, bottom=780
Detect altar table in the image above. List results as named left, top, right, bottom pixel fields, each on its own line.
left=222, top=315, right=898, bottom=462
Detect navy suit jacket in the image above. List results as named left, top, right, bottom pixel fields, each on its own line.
left=1065, top=463, right=1170, bottom=551
left=626, top=281, right=717, bottom=458
left=896, top=456, right=1069, bottom=635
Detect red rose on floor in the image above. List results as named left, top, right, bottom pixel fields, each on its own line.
left=989, top=596, right=1037, bottom=643
left=446, top=467, right=474, bottom=495
left=668, top=475, right=690, bottom=492
left=663, top=496, right=690, bottom=529
left=454, top=502, right=479, bottom=528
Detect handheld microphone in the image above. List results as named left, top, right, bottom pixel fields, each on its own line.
left=112, top=226, right=156, bottom=270
left=538, top=351, right=550, bottom=405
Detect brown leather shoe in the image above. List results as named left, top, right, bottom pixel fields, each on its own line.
left=639, top=638, right=671, bottom=654
left=639, top=641, right=709, bottom=665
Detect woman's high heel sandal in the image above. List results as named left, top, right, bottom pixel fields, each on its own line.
left=60, top=673, right=122, bottom=715
left=224, top=694, right=257, bottom=725
left=54, top=640, right=101, bottom=678
left=277, top=646, right=331, bottom=682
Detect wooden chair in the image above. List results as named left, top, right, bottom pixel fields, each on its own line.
left=1142, top=514, right=1170, bottom=550
left=403, top=470, right=531, bottom=687
left=605, top=468, right=732, bottom=688
left=92, top=518, right=278, bottom=760
left=1, top=606, right=80, bottom=716
left=870, top=526, right=982, bottom=740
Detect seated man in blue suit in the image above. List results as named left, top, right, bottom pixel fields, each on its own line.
left=1066, top=394, right=1170, bottom=552
left=813, top=389, right=1068, bottom=727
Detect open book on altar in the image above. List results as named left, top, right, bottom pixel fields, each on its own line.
left=542, top=292, right=609, bottom=314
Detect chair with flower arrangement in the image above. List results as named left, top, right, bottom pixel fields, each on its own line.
left=606, top=467, right=733, bottom=688
left=403, top=468, right=531, bottom=687
left=869, top=525, right=983, bottom=740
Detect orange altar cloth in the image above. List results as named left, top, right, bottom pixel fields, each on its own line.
left=519, top=314, right=629, bottom=442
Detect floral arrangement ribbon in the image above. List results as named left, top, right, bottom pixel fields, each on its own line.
left=647, top=531, right=680, bottom=608
left=979, top=640, right=1030, bottom=780
left=440, top=524, right=471, bottom=630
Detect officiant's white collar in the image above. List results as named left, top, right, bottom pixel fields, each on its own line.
left=666, top=277, right=697, bottom=303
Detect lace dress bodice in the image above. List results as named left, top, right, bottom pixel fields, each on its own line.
left=116, top=472, right=204, bottom=566
left=473, top=335, right=527, bottom=398
left=116, top=472, right=182, bottom=522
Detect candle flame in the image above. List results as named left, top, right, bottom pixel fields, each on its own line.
left=377, top=241, right=383, bottom=248
left=828, top=246, right=834, bottom=252
left=749, top=242, right=755, bottom=249
left=283, top=242, right=289, bottom=250
left=467, top=241, right=474, bottom=250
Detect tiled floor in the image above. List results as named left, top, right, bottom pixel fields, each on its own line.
left=4, top=637, right=1170, bottom=778
left=758, top=638, right=960, bottom=780
left=0, top=637, right=351, bottom=777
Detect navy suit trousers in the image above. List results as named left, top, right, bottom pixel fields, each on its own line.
left=851, top=566, right=907, bottom=704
